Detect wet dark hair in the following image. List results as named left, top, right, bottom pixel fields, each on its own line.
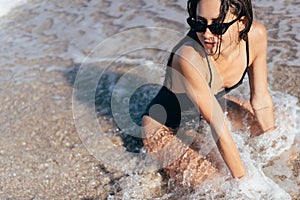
left=187, top=0, right=253, bottom=41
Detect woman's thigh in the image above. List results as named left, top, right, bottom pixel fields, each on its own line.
left=141, top=115, right=219, bottom=185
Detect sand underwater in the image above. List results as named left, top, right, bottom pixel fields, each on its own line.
left=0, top=0, right=299, bottom=199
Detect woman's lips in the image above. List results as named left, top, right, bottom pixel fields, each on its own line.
left=204, top=41, right=216, bottom=49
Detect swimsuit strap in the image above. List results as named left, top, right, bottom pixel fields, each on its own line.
left=185, top=31, right=250, bottom=94
left=187, top=30, right=212, bottom=87
left=215, top=38, right=250, bottom=97
left=246, top=38, right=249, bottom=67
left=206, top=54, right=213, bottom=87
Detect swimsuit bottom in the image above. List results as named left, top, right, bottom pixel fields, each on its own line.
left=142, top=86, right=203, bottom=129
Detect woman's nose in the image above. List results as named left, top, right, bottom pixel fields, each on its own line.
left=203, top=27, right=214, bottom=38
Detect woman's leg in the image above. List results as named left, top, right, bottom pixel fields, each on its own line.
left=142, top=115, right=218, bottom=186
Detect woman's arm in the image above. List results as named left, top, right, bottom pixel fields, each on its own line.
left=173, top=46, right=245, bottom=178
left=248, top=22, right=275, bottom=133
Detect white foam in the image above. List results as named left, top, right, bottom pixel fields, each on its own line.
left=0, top=0, right=27, bottom=18
left=0, top=0, right=298, bottom=198
left=189, top=80, right=299, bottom=199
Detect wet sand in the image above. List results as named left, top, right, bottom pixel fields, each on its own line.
left=0, top=0, right=299, bottom=199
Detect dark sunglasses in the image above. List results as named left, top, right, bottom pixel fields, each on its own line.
left=187, top=17, right=240, bottom=35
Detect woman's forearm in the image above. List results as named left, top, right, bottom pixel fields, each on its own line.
left=212, top=125, right=245, bottom=178
left=202, top=96, right=245, bottom=178
left=253, top=106, right=275, bottom=131
left=251, top=93, right=275, bottom=132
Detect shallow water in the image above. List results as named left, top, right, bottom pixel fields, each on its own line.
left=0, top=0, right=299, bottom=199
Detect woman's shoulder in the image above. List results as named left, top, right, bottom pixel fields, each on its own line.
left=248, top=21, right=268, bottom=60
left=249, top=21, right=267, bottom=46
left=170, top=41, right=210, bottom=81
left=249, top=21, right=267, bottom=39
left=173, top=38, right=206, bottom=64
left=172, top=43, right=207, bottom=72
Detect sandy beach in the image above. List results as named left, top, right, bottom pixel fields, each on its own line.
left=0, top=0, right=299, bottom=199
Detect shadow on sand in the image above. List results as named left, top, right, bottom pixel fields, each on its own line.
left=63, top=62, right=162, bottom=153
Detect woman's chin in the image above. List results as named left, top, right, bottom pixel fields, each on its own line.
left=205, top=48, right=217, bottom=55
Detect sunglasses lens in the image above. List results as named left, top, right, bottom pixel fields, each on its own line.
left=194, top=23, right=206, bottom=32
left=187, top=18, right=207, bottom=32
left=210, top=24, right=227, bottom=35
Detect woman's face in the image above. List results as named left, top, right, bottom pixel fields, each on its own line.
left=196, top=0, right=240, bottom=55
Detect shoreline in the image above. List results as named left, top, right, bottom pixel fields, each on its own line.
left=0, top=0, right=299, bottom=199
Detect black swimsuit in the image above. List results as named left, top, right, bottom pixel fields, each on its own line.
left=143, top=30, right=250, bottom=128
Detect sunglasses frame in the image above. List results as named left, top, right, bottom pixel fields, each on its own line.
left=187, top=17, right=240, bottom=35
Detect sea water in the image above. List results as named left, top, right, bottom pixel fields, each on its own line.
left=1, top=0, right=299, bottom=199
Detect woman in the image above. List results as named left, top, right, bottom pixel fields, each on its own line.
left=142, top=0, right=275, bottom=186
